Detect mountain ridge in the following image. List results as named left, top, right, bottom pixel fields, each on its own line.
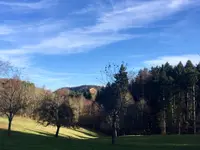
left=57, top=85, right=102, bottom=93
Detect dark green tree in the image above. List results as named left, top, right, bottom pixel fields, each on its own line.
left=184, top=60, right=198, bottom=134
left=97, top=64, right=130, bottom=144
left=158, top=64, right=174, bottom=135
left=173, top=62, right=185, bottom=134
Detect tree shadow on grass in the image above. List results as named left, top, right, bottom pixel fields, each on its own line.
left=25, top=128, right=96, bottom=140
left=0, top=129, right=76, bottom=150
left=25, top=129, right=55, bottom=137
left=73, top=128, right=98, bottom=138
left=26, top=129, right=89, bottom=139
left=0, top=129, right=200, bottom=150
left=0, top=129, right=104, bottom=150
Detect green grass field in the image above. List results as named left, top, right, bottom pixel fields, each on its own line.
left=0, top=117, right=200, bottom=150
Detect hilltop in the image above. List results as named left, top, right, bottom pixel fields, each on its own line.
left=58, top=85, right=101, bottom=93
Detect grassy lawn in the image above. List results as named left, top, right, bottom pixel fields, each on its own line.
left=0, top=117, right=200, bottom=150
left=0, top=117, right=99, bottom=139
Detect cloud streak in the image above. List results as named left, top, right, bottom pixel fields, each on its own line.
left=22, top=67, right=99, bottom=90
left=0, top=0, right=200, bottom=89
left=0, top=51, right=31, bottom=68
left=1, top=0, right=198, bottom=56
left=0, top=26, right=14, bottom=35
left=0, top=0, right=56, bottom=9
left=144, top=54, right=200, bottom=66
left=87, top=0, right=196, bottom=33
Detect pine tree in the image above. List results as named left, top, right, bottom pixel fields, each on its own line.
left=184, top=60, right=198, bottom=134
left=174, top=62, right=185, bottom=134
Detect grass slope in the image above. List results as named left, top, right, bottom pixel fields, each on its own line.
left=0, top=117, right=99, bottom=139
left=0, top=117, right=200, bottom=150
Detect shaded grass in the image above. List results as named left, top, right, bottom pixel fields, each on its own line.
left=0, top=117, right=200, bottom=150
left=0, top=129, right=200, bottom=150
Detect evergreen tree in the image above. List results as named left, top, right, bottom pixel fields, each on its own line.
left=97, top=61, right=200, bottom=136
left=174, top=62, right=185, bottom=134
left=97, top=64, right=131, bottom=144
left=184, top=60, right=198, bottom=134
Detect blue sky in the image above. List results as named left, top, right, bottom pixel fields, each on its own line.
left=0, top=0, right=200, bottom=90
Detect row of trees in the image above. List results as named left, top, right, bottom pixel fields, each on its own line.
left=1, top=60, right=200, bottom=144
left=96, top=60, right=200, bottom=144
left=129, top=61, right=200, bottom=135
left=0, top=61, right=78, bottom=137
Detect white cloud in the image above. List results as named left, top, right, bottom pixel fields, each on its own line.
left=27, top=32, right=133, bottom=54
left=87, top=0, right=196, bottom=33
left=0, top=0, right=199, bottom=89
left=144, top=54, right=200, bottom=66
left=0, top=0, right=56, bottom=9
left=27, top=68, right=99, bottom=77
left=72, top=5, right=97, bottom=15
left=0, top=26, right=14, bottom=35
left=22, top=67, right=99, bottom=90
left=0, top=52, right=31, bottom=68
left=169, top=0, right=190, bottom=8
left=0, top=0, right=198, bottom=55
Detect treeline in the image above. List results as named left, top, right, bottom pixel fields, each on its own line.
left=0, top=76, right=101, bottom=137
left=0, top=61, right=99, bottom=137
left=96, top=60, right=200, bottom=140
left=1, top=60, right=200, bottom=144
left=129, top=60, right=200, bottom=135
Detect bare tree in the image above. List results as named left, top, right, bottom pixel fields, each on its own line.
left=0, top=60, right=11, bottom=75
left=0, top=76, right=32, bottom=136
left=97, top=63, right=133, bottom=144
left=0, top=60, right=32, bottom=136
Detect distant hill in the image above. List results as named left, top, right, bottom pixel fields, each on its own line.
left=69, top=85, right=101, bottom=93
left=57, top=85, right=102, bottom=95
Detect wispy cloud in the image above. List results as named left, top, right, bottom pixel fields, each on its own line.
left=0, top=0, right=200, bottom=89
left=0, top=51, right=31, bottom=68
left=87, top=0, right=197, bottom=33
left=0, top=0, right=56, bottom=10
left=144, top=54, right=200, bottom=66
left=0, top=26, right=14, bottom=35
left=1, top=0, right=198, bottom=56
left=22, top=67, right=99, bottom=90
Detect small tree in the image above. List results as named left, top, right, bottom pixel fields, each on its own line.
left=36, top=93, right=74, bottom=137
left=0, top=77, right=31, bottom=136
left=97, top=63, right=132, bottom=144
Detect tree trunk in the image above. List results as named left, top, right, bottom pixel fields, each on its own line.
left=162, top=93, right=166, bottom=135
left=178, top=119, right=181, bottom=135
left=112, top=113, right=117, bottom=145
left=8, top=115, right=13, bottom=136
left=172, top=96, right=175, bottom=133
left=193, top=85, right=196, bottom=134
left=162, top=110, right=166, bottom=135
left=172, top=100, right=174, bottom=122
left=178, top=92, right=181, bottom=135
left=186, top=92, right=189, bottom=121
left=55, top=126, right=60, bottom=138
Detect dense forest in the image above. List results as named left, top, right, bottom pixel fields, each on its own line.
left=96, top=60, right=200, bottom=139
left=0, top=60, right=200, bottom=143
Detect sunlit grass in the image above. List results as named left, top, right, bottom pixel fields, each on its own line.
left=0, top=117, right=99, bottom=139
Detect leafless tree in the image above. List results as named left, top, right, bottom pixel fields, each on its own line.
left=0, top=61, right=32, bottom=136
